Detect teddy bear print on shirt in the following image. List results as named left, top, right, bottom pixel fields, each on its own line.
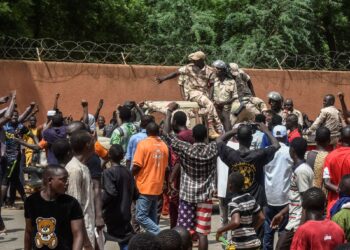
left=35, top=217, right=58, bottom=249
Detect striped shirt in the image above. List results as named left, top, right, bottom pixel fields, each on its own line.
left=285, top=162, right=313, bottom=230
left=228, top=193, right=261, bottom=249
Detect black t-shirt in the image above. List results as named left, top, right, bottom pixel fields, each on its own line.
left=24, top=192, right=83, bottom=250
left=87, top=154, right=102, bottom=179
left=218, top=142, right=277, bottom=207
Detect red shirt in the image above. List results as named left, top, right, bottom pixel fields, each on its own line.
left=323, top=147, right=350, bottom=216
left=291, top=220, right=345, bottom=250
left=288, top=129, right=301, bottom=143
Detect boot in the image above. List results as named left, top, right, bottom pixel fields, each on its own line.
left=208, top=127, right=220, bottom=139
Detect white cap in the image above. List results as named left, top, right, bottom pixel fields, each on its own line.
left=47, top=110, right=56, bottom=117
left=273, top=125, right=287, bottom=138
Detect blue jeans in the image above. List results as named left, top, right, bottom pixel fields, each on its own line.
left=263, top=205, right=289, bottom=250
left=118, top=243, right=128, bottom=250
left=136, top=194, right=160, bottom=234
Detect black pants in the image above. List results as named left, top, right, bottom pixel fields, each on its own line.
left=1, top=156, right=26, bottom=205
left=276, top=229, right=294, bottom=250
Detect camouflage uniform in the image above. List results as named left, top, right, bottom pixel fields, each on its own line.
left=178, top=64, right=223, bottom=131
left=213, top=77, right=237, bottom=111
left=230, top=69, right=265, bottom=124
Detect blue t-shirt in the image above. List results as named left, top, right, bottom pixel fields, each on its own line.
left=126, top=129, right=147, bottom=168
left=3, top=122, right=29, bottom=162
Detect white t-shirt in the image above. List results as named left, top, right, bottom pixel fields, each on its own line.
left=264, top=143, right=293, bottom=206
left=285, top=162, right=314, bottom=230
left=217, top=141, right=239, bottom=198
left=66, top=157, right=95, bottom=247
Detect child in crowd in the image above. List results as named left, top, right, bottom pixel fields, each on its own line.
left=173, top=226, right=193, bottom=250
left=102, top=144, right=138, bottom=250
left=216, top=172, right=265, bottom=250
left=157, top=229, right=182, bottom=250
left=128, top=232, right=162, bottom=250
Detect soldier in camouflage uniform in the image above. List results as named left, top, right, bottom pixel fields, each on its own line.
left=229, top=63, right=267, bottom=124
left=210, top=60, right=237, bottom=132
left=156, top=51, right=223, bottom=138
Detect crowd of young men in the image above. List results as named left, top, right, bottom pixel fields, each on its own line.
left=1, top=51, right=350, bottom=250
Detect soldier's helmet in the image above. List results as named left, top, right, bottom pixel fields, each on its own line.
left=267, top=91, right=283, bottom=102
left=212, top=60, right=227, bottom=69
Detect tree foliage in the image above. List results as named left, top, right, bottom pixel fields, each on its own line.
left=0, top=0, right=349, bottom=68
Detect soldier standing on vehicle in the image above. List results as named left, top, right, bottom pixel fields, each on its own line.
left=210, top=60, right=237, bottom=132
left=156, top=51, right=223, bottom=138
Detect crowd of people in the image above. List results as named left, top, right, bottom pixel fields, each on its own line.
left=1, top=50, right=350, bottom=250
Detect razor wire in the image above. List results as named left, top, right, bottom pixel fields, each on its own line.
left=0, top=36, right=350, bottom=70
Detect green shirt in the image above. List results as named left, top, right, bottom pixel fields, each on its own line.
left=332, top=207, right=350, bottom=242
left=110, top=122, right=138, bottom=152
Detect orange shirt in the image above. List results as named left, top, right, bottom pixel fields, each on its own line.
left=94, top=141, right=108, bottom=159
left=133, top=136, right=169, bottom=195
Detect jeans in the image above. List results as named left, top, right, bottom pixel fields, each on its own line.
left=263, top=205, right=289, bottom=250
left=136, top=194, right=160, bottom=234
left=118, top=243, right=128, bottom=250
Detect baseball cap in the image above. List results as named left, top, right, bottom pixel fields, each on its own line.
left=273, top=125, right=287, bottom=138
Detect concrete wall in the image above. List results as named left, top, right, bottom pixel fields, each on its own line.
left=0, top=60, right=350, bottom=123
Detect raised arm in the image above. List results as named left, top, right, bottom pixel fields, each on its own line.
left=258, top=123, right=280, bottom=150
left=94, top=99, right=104, bottom=120
left=338, top=92, right=350, bottom=124
left=0, top=91, right=16, bottom=126
left=0, top=94, right=10, bottom=105
left=22, top=104, right=39, bottom=123
left=115, top=105, right=122, bottom=127
left=155, top=71, right=180, bottom=84
left=133, top=102, right=144, bottom=117
left=53, top=93, right=60, bottom=110
left=216, top=128, right=238, bottom=144
left=81, top=100, right=89, bottom=125
left=19, top=102, right=36, bottom=123
left=163, top=102, right=179, bottom=135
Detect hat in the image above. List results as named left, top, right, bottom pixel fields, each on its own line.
left=273, top=125, right=287, bottom=138
left=47, top=110, right=56, bottom=117
left=229, top=63, right=239, bottom=76
left=188, top=51, right=206, bottom=61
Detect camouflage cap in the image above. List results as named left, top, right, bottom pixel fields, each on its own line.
left=188, top=51, right=206, bottom=61
left=229, top=63, right=239, bottom=76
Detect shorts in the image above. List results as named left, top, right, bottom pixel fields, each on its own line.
left=177, top=199, right=213, bottom=235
